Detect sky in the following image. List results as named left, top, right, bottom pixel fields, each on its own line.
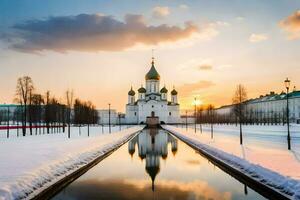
left=0, top=0, right=300, bottom=112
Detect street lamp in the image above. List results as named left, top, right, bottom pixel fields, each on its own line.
left=185, top=110, right=188, bottom=130
left=193, top=97, right=200, bottom=133
left=7, top=105, right=9, bottom=138
left=284, top=78, right=291, bottom=150
left=108, top=103, right=111, bottom=133
left=118, top=113, right=121, bottom=131
left=194, top=97, right=197, bottom=133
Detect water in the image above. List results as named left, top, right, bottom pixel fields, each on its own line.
left=52, top=128, right=266, bottom=200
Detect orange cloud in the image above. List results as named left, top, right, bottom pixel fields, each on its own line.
left=177, top=80, right=215, bottom=97
left=198, top=63, right=213, bottom=70
left=249, top=33, right=268, bottom=43
left=279, top=10, right=300, bottom=39
left=152, top=6, right=170, bottom=19
left=4, top=14, right=202, bottom=53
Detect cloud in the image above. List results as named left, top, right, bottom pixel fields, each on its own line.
left=215, top=21, right=230, bottom=27
left=2, top=13, right=204, bottom=53
left=152, top=6, right=170, bottom=19
left=177, top=80, right=215, bottom=97
left=236, top=16, right=245, bottom=22
left=179, top=4, right=189, bottom=10
left=180, top=58, right=214, bottom=71
left=249, top=33, right=268, bottom=43
left=198, top=64, right=213, bottom=70
left=279, top=10, right=300, bottom=39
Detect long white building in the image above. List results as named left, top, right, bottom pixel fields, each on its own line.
left=215, top=90, right=300, bottom=124
left=125, top=57, right=180, bottom=124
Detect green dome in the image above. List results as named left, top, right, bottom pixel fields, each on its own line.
left=171, top=89, right=178, bottom=95
left=145, top=59, right=160, bottom=80
left=138, top=86, right=146, bottom=93
left=128, top=87, right=135, bottom=96
left=160, top=86, right=168, bottom=93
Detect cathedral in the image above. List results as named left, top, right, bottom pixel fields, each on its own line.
left=125, top=57, right=180, bottom=124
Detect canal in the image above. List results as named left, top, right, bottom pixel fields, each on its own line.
left=52, top=128, right=266, bottom=200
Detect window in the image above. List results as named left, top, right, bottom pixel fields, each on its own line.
left=134, top=112, right=136, bottom=116
left=152, top=105, right=154, bottom=108
left=169, top=112, right=171, bottom=116
left=161, top=105, right=163, bottom=107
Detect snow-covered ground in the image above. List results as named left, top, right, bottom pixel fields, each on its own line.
left=0, top=125, right=134, bottom=138
left=174, top=124, right=300, bottom=179
left=0, top=125, right=144, bottom=200
left=164, top=125, right=300, bottom=200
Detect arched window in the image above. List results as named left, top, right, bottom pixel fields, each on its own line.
left=169, top=112, right=172, bottom=116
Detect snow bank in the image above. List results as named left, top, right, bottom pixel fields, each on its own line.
left=0, top=126, right=144, bottom=200
left=163, top=125, right=300, bottom=200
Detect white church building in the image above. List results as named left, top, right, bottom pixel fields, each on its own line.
left=125, top=58, right=180, bottom=124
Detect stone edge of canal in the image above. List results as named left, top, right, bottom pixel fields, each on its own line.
left=31, top=127, right=291, bottom=200
left=31, top=130, right=141, bottom=200
left=164, top=128, right=291, bottom=200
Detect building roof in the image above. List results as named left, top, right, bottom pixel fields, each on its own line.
left=217, top=90, right=300, bottom=109
left=160, top=86, right=168, bottom=93
left=247, top=90, right=300, bottom=104
left=171, top=89, right=178, bottom=95
left=145, top=58, right=160, bottom=80
left=128, top=87, right=135, bottom=96
left=138, top=86, right=146, bottom=93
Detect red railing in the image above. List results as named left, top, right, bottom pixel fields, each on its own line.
left=0, top=125, right=65, bottom=130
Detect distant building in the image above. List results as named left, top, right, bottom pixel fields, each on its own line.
left=98, top=109, right=118, bottom=125
left=215, top=90, right=300, bottom=124
left=125, top=57, right=180, bottom=124
left=0, top=104, right=21, bottom=124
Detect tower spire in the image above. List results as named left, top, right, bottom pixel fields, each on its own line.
left=151, top=49, right=155, bottom=66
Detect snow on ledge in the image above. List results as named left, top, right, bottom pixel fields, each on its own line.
left=163, top=125, right=300, bottom=200
left=0, top=126, right=144, bottom=200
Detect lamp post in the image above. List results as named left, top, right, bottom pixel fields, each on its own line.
left=194, top=97, right=197, bottom=133
left=284, top=78, right=291, bottom=150
left=7, top=105, right=9, bottom=138
left=193, top=97, right=200, bottom=133
left=108, top=103, right=111, bottom=133
left=185, top=110, right=188, bottom=130
left=118, top=113, right=121, bottom=131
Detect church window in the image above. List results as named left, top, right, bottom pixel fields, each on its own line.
left=152, top=105, right=154, bottom=108
left=169, top=112, right=172, bottom=116
left=161, top=105, right=163, bottom=107
left=134, top=112, right=136, bottom=116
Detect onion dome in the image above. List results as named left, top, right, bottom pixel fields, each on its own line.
left=138, top=85, right=146, bottom=93
left=145, top=57, right=160, bottom=80
left=171, top=88, right=178, bottom=95
left=160, top=86, right=168, bottom=93
left=128, top=87, right=135, bottom=96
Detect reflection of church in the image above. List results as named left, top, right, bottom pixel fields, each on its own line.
left=128, top=129, right=178, bottom=191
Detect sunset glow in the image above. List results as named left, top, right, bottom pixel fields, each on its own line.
left=0, top=0, right=300, bottom=112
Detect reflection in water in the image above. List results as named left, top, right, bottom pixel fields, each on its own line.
left=52, top=129, right=266, bottom=200
left=128, top=128, right=177, bottom=191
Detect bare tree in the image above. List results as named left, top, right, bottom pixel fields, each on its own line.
left=66, top=90, right=74, bottom=138
left=232, top=84, right=248, bottom=145
left=31, top=93, right=44, bottom=135
left=15, top=76, right=34, bottom=136
left=207, top=104, right=215, bottom=139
